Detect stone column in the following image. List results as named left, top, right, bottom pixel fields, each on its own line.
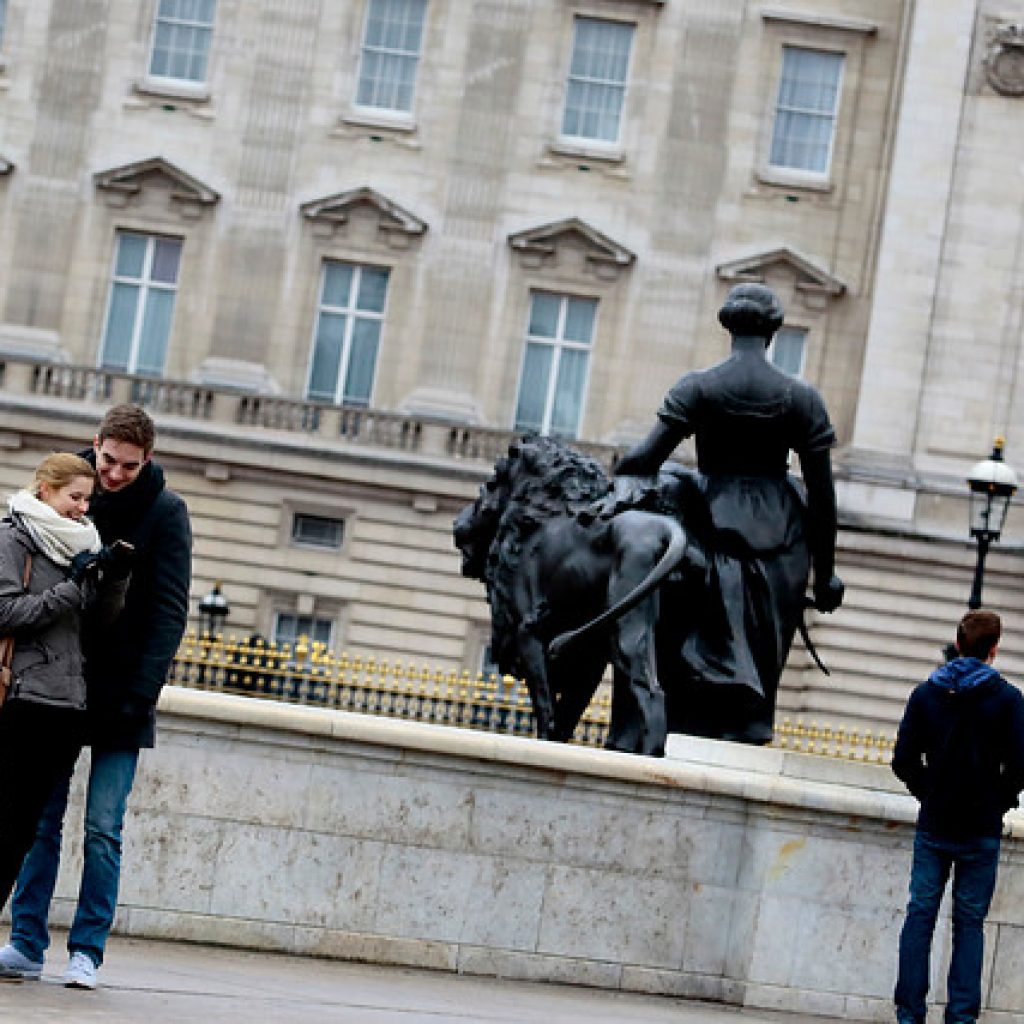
left=848, top=0, right=977, bottom=471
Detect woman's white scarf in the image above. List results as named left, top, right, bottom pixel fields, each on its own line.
left=8, top=490, right=101, bottom=567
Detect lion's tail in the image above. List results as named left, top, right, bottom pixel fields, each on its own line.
left=548, top=518, right=694, bottom=659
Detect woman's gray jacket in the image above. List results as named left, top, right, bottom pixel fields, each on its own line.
left=0, top=517, right=128, bottom=710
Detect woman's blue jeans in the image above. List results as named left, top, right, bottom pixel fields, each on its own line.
left=895, top=829, right=1000, bottom=1024
left=9, top=748, right=139, bottom=968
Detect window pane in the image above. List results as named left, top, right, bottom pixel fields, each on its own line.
left=151, top=237, right=182, bottom=284
left=308, top=312, right=346, bottom=401
left=563, top=18, right=632, bottom=142
left=564, top=297, right=597, bottom=344
left=136, top=288, right=174, bottom=375
left=0, top=0, right=8, bottom=48
left=356, top=267, right=389, bottom=313
left=100, top=283, right=139, bottom=370
left=514, top=343, right=553, bottom=432
left=550, top=348, right=589, bottom=438
left=770, top=47, right=843, bottom=173
left=343, top=318, right=380, bottom=405
left=322, top=263, right=354, bottom=308
left=770, top=328, right=806, bottom=377
left=528, top=293, right=560, bottom=338
left=292, top=513, right=344, bottom=549
left=115, top=234, right=147, bottom=279
left=358, top=0, right=425, bottom=111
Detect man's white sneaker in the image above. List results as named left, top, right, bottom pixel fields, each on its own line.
left=63, top=951, right=97, bottom=989
left=0, top=943, right=43, bottom=980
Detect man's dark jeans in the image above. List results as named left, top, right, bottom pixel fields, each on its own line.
left=895, top=829, right=1000, bottom=1024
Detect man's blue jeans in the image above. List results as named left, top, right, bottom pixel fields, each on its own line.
left=9, top=748, right=139, bottom=969
left=895, top=829, right=1001, bottom=1024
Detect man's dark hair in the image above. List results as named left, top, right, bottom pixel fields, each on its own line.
left=98, top=404, right=155, bottom=455
left=956, top=610, right=1001, bottom=660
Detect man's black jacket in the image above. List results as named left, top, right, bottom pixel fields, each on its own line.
left=892, top=657, right=1024, bottom=838
left=81, top=454, right=192, bottom=749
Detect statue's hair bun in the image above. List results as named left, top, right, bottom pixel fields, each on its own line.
left=717, top=283, right=784, bottom=336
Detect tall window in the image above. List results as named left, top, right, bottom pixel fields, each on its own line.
left=561, top=17, right=634, bottom=144
left=356, top=0, right=428, bottom=114
left=99, top=232, right=182, bottom=376
left=148, top=0, right=217, bottom=84
left=306, top=262, right=389, bottom=406
left=0, top=0, right=8, bottom=49
left=769, top=326, right=807, bottom=377
left=514, top=292, right=596, bottom=439
left=273, top=612, right=333, bottom=649
left=769, top=47, right=844, bottom=174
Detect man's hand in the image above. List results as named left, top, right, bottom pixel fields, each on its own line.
left=96, top=541, right=134, bottom=581
left=813, top=574, right=845, bottom=613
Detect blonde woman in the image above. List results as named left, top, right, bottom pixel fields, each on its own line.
left=0, top=454, right=129, bottom=949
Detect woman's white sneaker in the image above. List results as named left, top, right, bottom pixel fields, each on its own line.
left=63, top=951, right=97, bottom=989
left=0, top=943, right=43, bottom=980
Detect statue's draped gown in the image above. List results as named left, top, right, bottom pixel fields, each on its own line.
left=656, top=348, right=835, bottom=743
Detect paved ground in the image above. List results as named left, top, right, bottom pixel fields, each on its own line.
left=0, top=933, right=854, bottom=1024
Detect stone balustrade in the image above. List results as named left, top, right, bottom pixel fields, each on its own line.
left=0, top=354, right=624, bottom=471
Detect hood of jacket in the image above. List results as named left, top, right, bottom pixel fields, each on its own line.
left=927, top=656, right=1000, bottom=695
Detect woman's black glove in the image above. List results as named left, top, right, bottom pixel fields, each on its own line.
left=68, top=550, right=101, bottom=585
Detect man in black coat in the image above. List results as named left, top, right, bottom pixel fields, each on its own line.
left=892, top=609, right=1024, bottom=1024
left=0, top=405, right=191, bottom=989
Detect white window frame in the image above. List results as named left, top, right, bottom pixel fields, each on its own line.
left=768, top=326, right=807, bottom=378
left=146, top=0, right=217, bottom=89
left=560, top=16, right=635, bottom=149
left=98, top=231, right=183, bottom=376
left=305, top=261, right=389, bottom=407
left=767, top=45, right=845, bottom=182
left=354, top=0, right=428, bottom=118
left=513, top=291, right=597, bottom=440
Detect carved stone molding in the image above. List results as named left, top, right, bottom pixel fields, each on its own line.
left=716, top=246, right=846, bottom=311
left=985, top=24, right=1024, bottom=97
left=300, top=187, right=427, bottom=248
left=508, top=217, right=635, bottom=280
left=94, top=157, right=220, bottom=218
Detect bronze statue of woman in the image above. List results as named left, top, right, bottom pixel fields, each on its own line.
left=610, top=282, right=844, bottom=744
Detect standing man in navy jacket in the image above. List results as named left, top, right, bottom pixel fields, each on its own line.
left=0, top=405, right=191, bottom=990
left=892, top=609, right=1024, bottom=1024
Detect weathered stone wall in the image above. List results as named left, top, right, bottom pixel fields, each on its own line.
left=30, top=689, right=1024, bottom=1021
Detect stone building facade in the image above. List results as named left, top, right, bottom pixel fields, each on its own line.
left=0, top=0, right=1021, bottom=735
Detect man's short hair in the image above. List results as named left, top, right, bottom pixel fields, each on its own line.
left=98, top=404, right=155, bottom=456
left=957, top=610, right=1002, bottom=660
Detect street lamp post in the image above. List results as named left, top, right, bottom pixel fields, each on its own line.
left=199, top=582, right=230, bottom=637
left=966, top=438, right=1018, bottom=609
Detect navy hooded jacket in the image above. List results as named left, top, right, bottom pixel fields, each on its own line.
left=892, top=657, right=1024, bottom=838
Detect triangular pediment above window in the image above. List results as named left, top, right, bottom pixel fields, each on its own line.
left=716, top=247, right=846, bottom=299
left=93, top=157, right=219, bottom=217
left=300, top=188, right=427, bottom=247
left=508, top=218, right=635, bottom=280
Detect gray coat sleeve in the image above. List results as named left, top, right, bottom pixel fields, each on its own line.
left=0, top=535, right=84, bottom=633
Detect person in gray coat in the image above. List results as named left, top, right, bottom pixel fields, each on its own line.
left=0, top=453, right=129, bottom=946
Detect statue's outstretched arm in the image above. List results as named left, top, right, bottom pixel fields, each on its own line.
left=614, top=421, right=682, bottom=477
left=800, top=449, right=844, bottom=612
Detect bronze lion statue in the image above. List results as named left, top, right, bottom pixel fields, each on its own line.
left=453, top=435, right=702, bottom=756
